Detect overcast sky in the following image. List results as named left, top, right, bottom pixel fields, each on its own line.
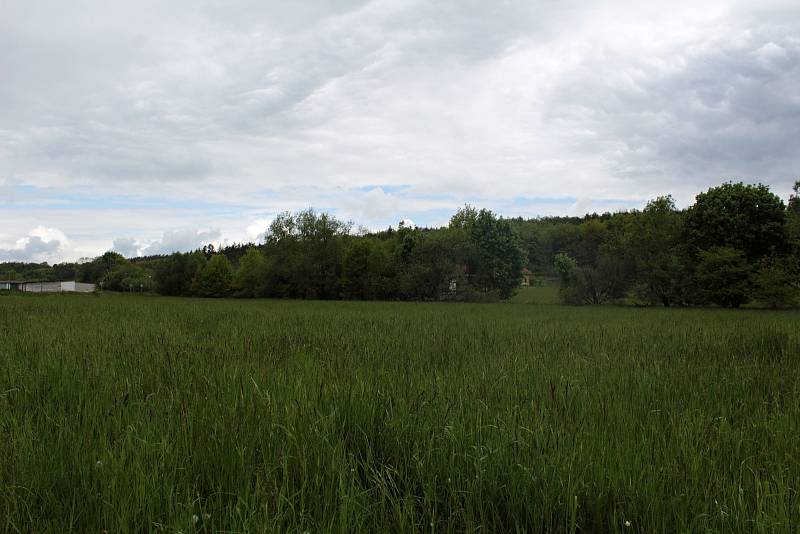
left=1, top=0, right=799, bottom=262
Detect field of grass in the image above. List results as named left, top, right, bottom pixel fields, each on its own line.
left=507, top=283, right=561, bottom=305
left=1, top=294, right=799, bottom=532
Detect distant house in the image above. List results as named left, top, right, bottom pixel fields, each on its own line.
left=521, top=268, right=533, bottom=287
left=0, top=280, right=96, bottom=293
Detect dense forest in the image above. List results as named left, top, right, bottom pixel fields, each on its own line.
left=3, top=181, right=800, bottom=307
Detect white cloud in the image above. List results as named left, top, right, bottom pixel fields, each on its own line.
left=1, top=0, right=800, bottom=261
left=245, top=219, right=272, bottom=243
left=0, top=226, right=69, bottom=262
left=111, top=237, right=142, bottom=258
left=754, top=42, right=789, bottom=66
left=140, top=228, right=223, bottom=256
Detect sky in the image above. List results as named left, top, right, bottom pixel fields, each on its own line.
left=1, top=0, right=799, bottom=263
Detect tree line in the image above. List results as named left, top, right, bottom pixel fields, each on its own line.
left=542, top=181, right=800, bottom=308
left=147, top=206, right=525, bottom=301
left=3, top=180, right=799, bottom=307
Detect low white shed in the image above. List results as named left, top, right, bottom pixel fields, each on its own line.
left=21, top=281, right=96, bottom=293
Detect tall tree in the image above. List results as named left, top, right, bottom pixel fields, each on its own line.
left=263, top=209, right=350, bottom=299
left=631, top=196, right=688, bottom=306
left=450, top=206, right=525, bottom=298
left=684, top=182, right=787, bottom=262
left=154, top=252, right=206, bottom=296
left=341, top=238, right=390, bottom=300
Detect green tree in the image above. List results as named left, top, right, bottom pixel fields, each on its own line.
left=341, top=239, right=390, bottom=300
left=631, top=196, right=689, bottom=306
left=575, top=219, right=607, bottom=266
left=78, top=251, right=127, bottom=283
left=232, top=248, right=267, bottom=297
left=554, top=252, right=577, bottom=281
left=415, top=230, right=465, bottom=300
left=553, top=252, right=584, bottom=304
left=191, top=254, right=233, bottom=297
left=0, top=268, right=21, bottom=281
left=789, top=180, right=800, bottom=216
left=264, top=209, right=350, bottom=299
left=684, top=182, right=787, bottom=262
left=102, top=263, right=153, bottom=292
left=788, top=181, right=800, bottom=256
left=751, top=257, right=799, bottom=309
left=53, top=263, right=77, bottom=280
left=450, top=206, right=525, bottom=299
left=694, top=246, right=752, bottom=308
left=448, top=204, right=478, bottom=230
left=154, top=252, right=206, bottom=296
left=554, top=252, right=627, bottom=305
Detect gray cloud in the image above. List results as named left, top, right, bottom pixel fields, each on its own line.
left=0, top=228, right=65, bottom=262
left=0, top=236, right=60, bottom=261
left=2, top=0, right=800, bottom=261
left=111, top=238, right=141, bottom=258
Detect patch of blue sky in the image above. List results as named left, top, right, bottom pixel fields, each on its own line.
left=354, top=184, right=411, bottom=194
left=3, top=186, right=254, bottom=213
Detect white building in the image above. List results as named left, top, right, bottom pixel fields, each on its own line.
left=1, top=280, right=96, bottom=293
left=0, top=280, right=27, bottom=291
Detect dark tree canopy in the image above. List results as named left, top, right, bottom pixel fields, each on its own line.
left=78, top=251, right=127, bottom=283
left=684, top=182, right=787, bottom=262
left=694, top=246, right=752, bottom=308
left=154, top=252, right=206, bottom=296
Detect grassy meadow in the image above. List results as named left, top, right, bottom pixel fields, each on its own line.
left=1, top=292, right=799, bottom=532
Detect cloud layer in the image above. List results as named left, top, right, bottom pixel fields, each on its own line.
left=1, top=0, right=799, bottom=261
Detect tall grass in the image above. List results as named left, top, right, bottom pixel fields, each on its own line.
left=1, top=294, right=798, bottom=532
